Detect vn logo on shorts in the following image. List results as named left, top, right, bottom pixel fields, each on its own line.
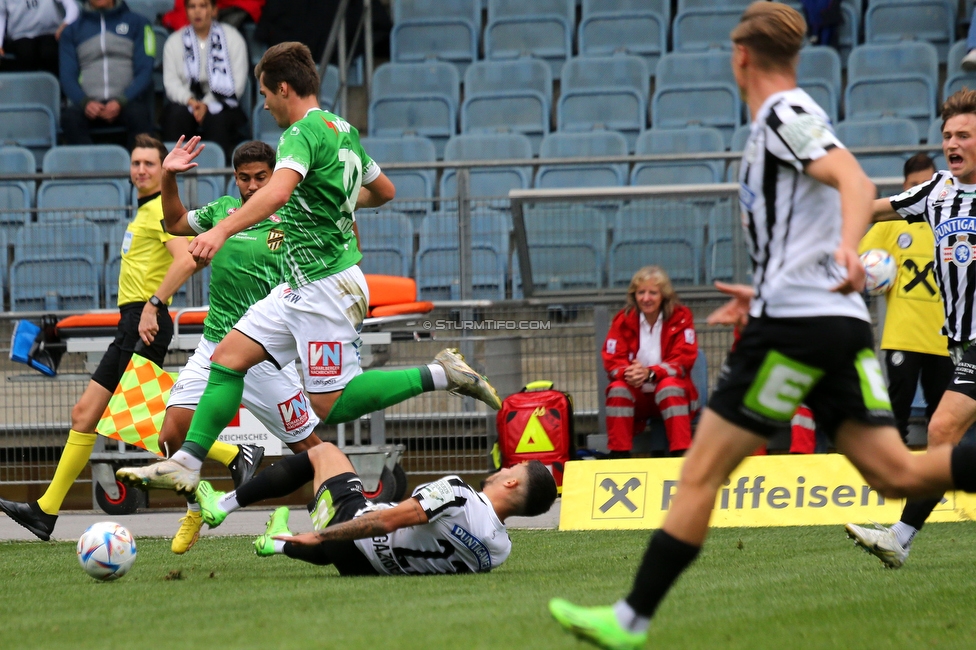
left=308, top=342, right=341, bottom=377
left=278, top=392, right=311, bottom=432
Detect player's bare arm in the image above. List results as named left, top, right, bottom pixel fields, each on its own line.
left=871, top=198, right=902, bottom=223
left=356, top=172, right=396, bottom=209
left=277, top=498, right=429, bottom=546
left=160, top=136, right=205, bottom=236
left=805, top=147, right=875, bottom=294
left=188, top=168, right=301, bottom=263
left=706, top=281, right=754, bottom=327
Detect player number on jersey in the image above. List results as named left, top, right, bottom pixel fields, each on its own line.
left=337, top=148, right=363, bottom=231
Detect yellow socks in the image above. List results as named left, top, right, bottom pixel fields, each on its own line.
left=36, top=430, right=97, bottom=516
left=207, top=440, right=239, bottom=467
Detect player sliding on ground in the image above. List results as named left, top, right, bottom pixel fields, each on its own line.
left=549, top=5, right=976, bottom=649
left=194, top=442, right=557, bottom=575
left=116, top=42, right=502, bottom=498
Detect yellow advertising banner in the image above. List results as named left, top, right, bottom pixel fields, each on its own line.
left=559, top=455, right=976, bottom=530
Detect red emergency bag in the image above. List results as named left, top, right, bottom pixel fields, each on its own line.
left=495, top=381, right=574, bottom=491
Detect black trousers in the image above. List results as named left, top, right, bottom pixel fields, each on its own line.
left=884, top=349, right=953, bottom=442
left=160, top=102, right=246, bottom=164
left=61, top=97, right=154, bottom=149
left=2, top=34, right=59, bottom=76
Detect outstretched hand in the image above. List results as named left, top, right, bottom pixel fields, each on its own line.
left=706, top=281, right=754, bottom=327
left=831, top=247, right=865, bottom=295
left=163, top=135, right=205, bottom=174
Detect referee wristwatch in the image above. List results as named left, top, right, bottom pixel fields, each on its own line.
left=148, top=295, right=165, bottom=310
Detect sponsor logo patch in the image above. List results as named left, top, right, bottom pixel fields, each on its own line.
left=308, top=342, right=341, bottom=376
left=267, top=228, right=284, bottom=251
left=277, top=392, right=311, bottom=432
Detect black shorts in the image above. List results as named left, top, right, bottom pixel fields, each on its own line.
left=946, top=343, right=976, bottom=400
left=90, top=302, right=173, bottom=391
left=708, top=315, right=896, bottom=439
left=307, top=472, right=379, bottom=576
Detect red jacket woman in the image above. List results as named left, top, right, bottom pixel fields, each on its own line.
left=603, top=266, right=699, bottom=457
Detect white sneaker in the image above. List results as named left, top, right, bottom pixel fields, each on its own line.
left=845, top=522, right=909, bottom=568
left=116, top=459, right=200, bottom=496
left=434, top=348, right=503, bottom=410
left=962, top=49, right=976, bottom=72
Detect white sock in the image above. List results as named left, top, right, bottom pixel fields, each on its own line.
left=613, top=599, right=650, bottom=634
left=171, top=450, right=203, bottom=471
left=273, top=540, right=286, bottom=554
left=428, top=364, right=448, bottom=390
left=891, top=521, right=918, bottom=548
left=186, top=501, right=200, bottom=513
left=218, top=492, right=240, bottom=514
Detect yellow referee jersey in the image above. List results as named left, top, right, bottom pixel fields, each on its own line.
left=116, top=193, right=179, bottom=306
left=859, top=221, right=948, bottom=356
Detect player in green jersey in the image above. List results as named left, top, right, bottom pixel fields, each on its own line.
left=118, top=42, right=503, bottom=497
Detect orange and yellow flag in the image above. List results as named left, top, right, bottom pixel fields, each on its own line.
left=96, top=354, right=178, bottom=456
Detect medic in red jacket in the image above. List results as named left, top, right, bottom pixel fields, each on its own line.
left=602, top=266, right=699, bottom=457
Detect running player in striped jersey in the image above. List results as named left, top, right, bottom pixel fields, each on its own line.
left=549, top=5, right=976, bottom=649
left=846, top=89, right=976, bottom=568
left=192, top=443, right=557, bottom=576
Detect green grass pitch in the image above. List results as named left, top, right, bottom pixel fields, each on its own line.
left=1, top=524, right=975, bottom=649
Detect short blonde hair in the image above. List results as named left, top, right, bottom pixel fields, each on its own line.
left=730, top=2, right=806, bottom=71
left=625, top=266, right=679, bottom=320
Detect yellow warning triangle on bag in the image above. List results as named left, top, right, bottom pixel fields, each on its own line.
left=515, top=413, right=556, bottom=453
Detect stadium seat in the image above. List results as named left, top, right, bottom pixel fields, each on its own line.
left=535, top=131, right=629, bottom=189
left=557, top=55, right=650, bottom=152
left=943, top=40, right=976, bottom=102
left=390, top=0, right=480, bottom=75
left=164, top=141, right=226, bottom=208
left=836, top=118, right=920, bottom=178
left=369, top=61, right=460, bottom=157
left=609, top=202, right=707, bottom=286
left=586, top=0, right=668, bottom=21
left=631, top=127, right=724, bottom=186
left=42, top=144, right=130, bottom=173
left=0, top=146, right=36, bottom=223
left=845, top=42, right=939, bottom=133
left=415, top=210, right=511, bottom=300
left=10, top=256, right=100, bottom=312
left=360, top=136, right=436, bottom=210
left=705, top=204, right=744, bottom=283
left=461, top=58, right=553, bottom=156
left=125, top=0, right=173, bottom=22
left=440, top=133, right=533, bottom=202
left=927, top=118, right=945, bottom=147
left=0, top=72, right=60, bottom=160
left=797, top=46, right=842, bottom=123
left=484, top=0, right=574, bottom=80
left=725, top=124, right=752, bottom=181
left=653, top=51, right=742, bottom=146
left=252, top=105, right=284, bottom=146
left=577, top=10, right=668, bottom=73
left=837, top=0, right=861, bottom=65
left=356, top=210, right=415, bottom=277
left=38, top=145, right=132, bottom=224
left=672, top=7, right=741, bottom=52
left=320, top=65, right=341, bottom=112
left=521, top=205, right=606, bottom=291
left=0, top=71, right=60, bottom=125
left=865, top=0, right=954, bottom=63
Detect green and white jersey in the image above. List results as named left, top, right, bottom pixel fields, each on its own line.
left=275, top=108, right=381, bottom=287
left=187, top=195, right=287, bottom=342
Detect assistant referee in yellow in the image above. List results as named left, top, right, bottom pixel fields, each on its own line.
left=0, top=133, right=234, bottom=541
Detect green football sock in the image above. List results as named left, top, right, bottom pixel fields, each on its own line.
left=183, top=362, right=246, bottom=461
left=324, top=367, right=432, bottom=424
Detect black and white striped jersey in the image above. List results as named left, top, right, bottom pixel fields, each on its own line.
left=889, top=171, right=976, bottom=343
left=354, top=476, right=511, bottom=575
left=739, top=88, right=870, bottom=321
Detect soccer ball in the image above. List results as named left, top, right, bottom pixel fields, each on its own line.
left=860, top=249, right=897, bottom=296
left=77, top=522, right=137, bottom=581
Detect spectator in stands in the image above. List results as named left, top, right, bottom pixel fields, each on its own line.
left=602, top=266, right=699, bottom=458
left=0, top=0, right=78, bottom=76
left=858, top=153, right=952, bottom=442
left=163, top=0, right=263, bottom=31
left=161, top=0, right=247, bottom=162
left=59, top=0, right=155, bottom=149
left=800, top=0, right=842, bottom=49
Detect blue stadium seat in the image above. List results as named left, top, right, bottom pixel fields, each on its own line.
left=461, top=58, right=553, bottom=155
left=836, top=118, right=920, bottom=178
left=837, top=1, right=861, bottom=65
left=521, top=205, right=606, bottom=290
left=319, top=65, right=341, bottom=112
left=578, top=10, right=667, bottom=73
left=586, top=0, right=668, bottom=21
left=557, top=55, right=650, bottom=152
left=484, top=0, right=574, bottom=80
left=0, top=72, right=60, bottom=160
left=655, top=50, right=737, bottom=88
left=369, top=61, right=460, bottom=157
left=726, top=124, right=752, bottom=181
left=797, top=46, right=842, bottom=123
left=360, top=136, right=436, bottom=210
left=356, top=210, right=415, bottom=277
left=865, top=0, right=954, bottom=63
left=10, top=256, right=100, bottom=311
left=535, top=131, right=629, bottom=189
left=705, top=204, right=743, bottom=283
left=38, top=145, right=132, bottom=224
left=0, top=72, right=60, bottom=125
left=653, top=51, right=742, bottom=146
left=415, top=210, right=511, bottom=300
left=631, top=127, right=724, bottom=186
left=609, top=202, right=707, bottom=286
left=0, top=146, right=36, bottom=223
left=42, top=144, right=130, bottom=173
left=943, top=40, right=976, bottom=102
left=164, top=141, right=226, bottom=208
left=441, top=133, right=533, bottom=202
left=845, top=42, right=939, bottom=133
left=252, top=105, right=283, bottom=146
left=672, top=7, right=741, bottom=52
left=927, top=118, right=944, bottom=146
left=391, top=0, right=479, bottom=75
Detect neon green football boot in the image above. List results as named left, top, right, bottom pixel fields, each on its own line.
left=548, top=598, right=647, bottom=650
left=195, top=480, right=228, bottom=528
left=254, top=507, right=292, bottom=557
